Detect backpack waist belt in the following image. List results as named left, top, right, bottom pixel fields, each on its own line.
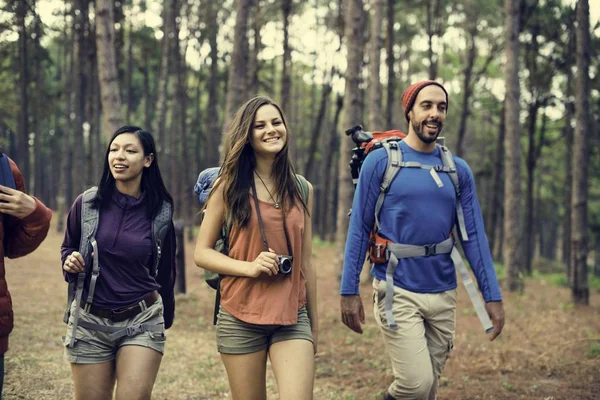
left=83, top=290, right=159, bottom=322
left=382, top=237, right=454, bottom=329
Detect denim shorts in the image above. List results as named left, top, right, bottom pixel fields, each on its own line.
left=63, top=295, right=166, bottom=364
left=216, top=306, right=313, bottom=354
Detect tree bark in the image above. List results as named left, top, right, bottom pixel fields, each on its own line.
left=570, top=0, right=590, bottom=305
left=95, top=0, right=123, bottom=139
left=455, top=25, right=476, bottom=158
left=502, top=0, right=523, bottom=292
left=126, top=17, right=134, bottom=122
left=304, top=74, right=333, bottom=181
left=16, top=0, right=29, bottom=184
left=335, top=0, right=365, bottom=272
left=485, top=100, right=505, bottom=257
left=322, top=94, right=343, bottom=240
left=247, top=0, right=262, bottom=96
left=385, top=0, right=395, bottom=128
left=222, top=0, right=252, bottom=149
left=524, top=101, right=539, bottom=275
left=562, top=56, right=575, bottom=276
left=280, top=0, right=292, bottom=112
left=205, top=1, right=221, bottom=167
left=154, top=0, right=176, bottom=148
left=368, top=0, right=384, bottom=129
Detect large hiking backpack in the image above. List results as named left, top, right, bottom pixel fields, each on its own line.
left=194, top=168, right=310, bottom=324
left=346, top=125, right=493, bottom=333
left=63, top=187, right=173, bottom=347
left=0, top=154, right=16, bottom=189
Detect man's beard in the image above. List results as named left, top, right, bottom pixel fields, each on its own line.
left=412, top=119, right=443, bottom=144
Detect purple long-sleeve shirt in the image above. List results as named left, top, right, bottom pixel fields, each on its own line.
left=61, top=190, right=176, bottom=328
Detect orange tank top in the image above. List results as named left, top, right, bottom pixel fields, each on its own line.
left=219, top=197, right=307, bottom=325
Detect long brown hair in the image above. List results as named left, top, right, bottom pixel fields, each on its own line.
left=212, top=96, right=307, bottom=228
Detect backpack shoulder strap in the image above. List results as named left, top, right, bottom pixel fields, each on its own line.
left=374, top=141, right=403, bottom=232
left=295, top=174, right=310, bottom=205
left=438, top=145, right=469, bottom=241
left=151, top=200, right=173, bottom=277
left=0, top=154, right=15, bottom=189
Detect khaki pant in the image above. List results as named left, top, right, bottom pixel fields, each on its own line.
left=373, top=278, right=456, bottom=400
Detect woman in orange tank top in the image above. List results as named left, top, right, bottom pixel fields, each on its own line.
left=194, top=96, right=318, bottom=400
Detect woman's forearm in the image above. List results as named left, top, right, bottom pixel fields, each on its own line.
left=194, top=247, right=251, bottom=277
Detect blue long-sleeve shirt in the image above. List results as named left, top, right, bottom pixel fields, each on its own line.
left=340, top=140, right=502, bottom=303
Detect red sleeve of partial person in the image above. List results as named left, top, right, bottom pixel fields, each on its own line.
left=3, top=157, right=52, bottom=259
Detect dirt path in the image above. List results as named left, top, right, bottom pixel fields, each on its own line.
left=2, top=223, right=599, bottom=399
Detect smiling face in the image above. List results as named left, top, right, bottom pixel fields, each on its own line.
left=250, top=104, right=287, bottom=157
left=108, top=132, right=154, bottom=186
left=407, top=85, right=448, bottom=144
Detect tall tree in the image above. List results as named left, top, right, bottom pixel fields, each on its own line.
left=280, top=0, right=292, bottom=112
left=203, top=1, right=222, bottom=167
left=96, top=0, right=123, bottom=138
left=72, top=0, right=89, bottom=196
left=368, top=0, right=383, bottom=129
left=503, top=0, right=523, bottom=292
left=154, top=0, right=177, bottom=147
left=15, top=0, right=29, bottom=182
left=385, top=0, right=395, bottom=128
left=570, top=0, right=590, bottom=305
left=335, top=0, right=365, bottom=270
left=425, top=0, right=446, bottom=80
left=222, top=0, right=252, bottom=148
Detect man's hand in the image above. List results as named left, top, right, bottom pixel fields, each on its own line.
left=485, top=301, right=505, bottom=341
left=341, top=295, right=365, bottom=334
left=0, top=184, right=36, bottom=219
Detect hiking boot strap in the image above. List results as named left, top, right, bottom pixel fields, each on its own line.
left=83, top=290, right=159, bottom=322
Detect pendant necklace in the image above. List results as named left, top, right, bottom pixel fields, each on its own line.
left=254, top=171, right=280, bottom=209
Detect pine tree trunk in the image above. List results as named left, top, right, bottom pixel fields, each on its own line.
left=456, top=26, right=476, bottom=158
left=280, top=0, right=292, bottom=112
left=16, top=0, right=29, bottom=183
left=336, top=0, right=365, bottom=271
left=322, top=94, right=343, bottom=240
left=247, top=0, right=261, bottom=96
left=368, top=0, right=384, bottom=129
left=563, top=70, right=574, bottom=275
left=570, top=0, right=590, bottom=305
left=95, top=0, right=123, bottom=138
left=205, top=1, right=221, bottom=167
left=72, top=0, right=89, bottom=196
left=503, top=0, right=523, bottom=292
left=58, top=5, right=74, bottom=232
left=154, top=0, right=176, bottom=148
left=385, top=0, right=395, bottom=128
left=485, top=100, right=505, bottom=256
left=126, top=17, right=134, bottom=122
left=524, top=101, right=539, bottom=275
left=222, top=0, right=251, bottom=147
left=304, top=77, right=333, bottom=181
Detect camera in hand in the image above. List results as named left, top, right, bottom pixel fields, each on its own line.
left=277, top=255, right=293, bottom=275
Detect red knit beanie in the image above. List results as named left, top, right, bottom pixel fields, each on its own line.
left=401, top=80, right=449, bottom=122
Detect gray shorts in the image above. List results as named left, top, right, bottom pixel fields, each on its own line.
left=216, top=306, right=313, bottom=355
left=63, top=295, right=166, bottom=364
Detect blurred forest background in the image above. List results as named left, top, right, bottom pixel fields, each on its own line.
left=0, top=0, right=599, bottom=302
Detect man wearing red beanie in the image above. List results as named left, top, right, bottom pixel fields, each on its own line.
left=340, top=81, right=504, bottom=399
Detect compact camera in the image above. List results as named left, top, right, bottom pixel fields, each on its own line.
left=277, top=255, right=293, bottom=275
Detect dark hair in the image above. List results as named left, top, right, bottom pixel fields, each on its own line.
left=212, top=96, right=307, bottom=228
left=91, top=125, right=173, bottom=218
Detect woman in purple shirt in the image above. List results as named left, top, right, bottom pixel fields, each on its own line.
left=61, top=126, right=176, bottom=400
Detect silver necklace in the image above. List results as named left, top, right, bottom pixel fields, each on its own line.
left=254, top=171, right=280, bottom=209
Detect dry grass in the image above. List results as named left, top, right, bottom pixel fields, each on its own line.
left=2, top=221, right=599, bottom=399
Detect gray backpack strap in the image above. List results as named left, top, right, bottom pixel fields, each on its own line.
left=151, top=200, right=173, bottom=277
left=438, top=145, right=469, bottom=241
left=375, top=141, right=403, bottom=232
left=66, top=187, right=100, bottom=347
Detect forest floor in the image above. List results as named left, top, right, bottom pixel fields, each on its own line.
left=2, top=221, right=599, bottom=400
